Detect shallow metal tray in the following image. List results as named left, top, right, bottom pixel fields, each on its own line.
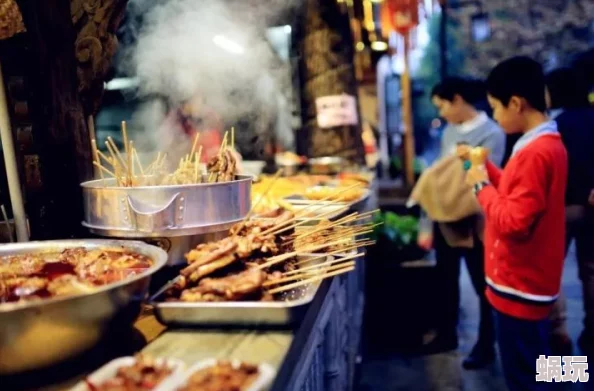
left=283, top=187, right=370, bottom=213
left=150, top=254, right=328, bottom=327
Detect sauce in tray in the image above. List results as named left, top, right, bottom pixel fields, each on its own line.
left=0, top=248, right=153, bottom=304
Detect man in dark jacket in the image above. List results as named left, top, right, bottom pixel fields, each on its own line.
left=546, top=67, right=594, bottom=357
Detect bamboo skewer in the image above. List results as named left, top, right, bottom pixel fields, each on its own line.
left=106, top=138, right=128, bottom=171
left=190, top=133, right=200, bottom=157
left=256, top=236, right=370, bottom=270
left=194, top=148, right=201, bottom=183
left=266, top=266, right=355, bottom=295
left=263, top=261, right=356, bottom=287
left=288, top=225, right=373, bottom=248
left=132, top=144, right=145, bottom=176
left=261, top=184, right=362, bottom=236
left=91, top=139, right=103, bottom=179
left=231, top=169, right=283, bottom=238
left=293, top=240, right=375, bottom=264
left=93, top=162, right=117, bottom=178
left=122, top=121, right=132, bottom=183
left=265, top=206, right=353, bottom=237
left=281, top=252, right=364, bottom=277
left=293, top=245, right=367, bottom=266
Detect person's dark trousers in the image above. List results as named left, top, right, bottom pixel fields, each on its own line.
left=494, top=309, right=559, bottom=391
left=432, top=221, right=495, bottom=353
left=566, top=206, right=594, bottom=355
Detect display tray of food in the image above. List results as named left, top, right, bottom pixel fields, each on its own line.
left=169, top=359, right=275, bottom=391
left=151, top=253, right=331, bottom=327
left=71, top=354, right=186, bottom=391
left=150, top=209, right=373, bottom=326
left=284, top=185, right=370, bottom=213
left=0, top=239, right=168, bottom=375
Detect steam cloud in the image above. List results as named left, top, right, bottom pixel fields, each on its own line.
left=122, top=0, right=300, bottom=164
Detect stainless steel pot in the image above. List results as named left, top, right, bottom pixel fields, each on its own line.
left=80, top=176, right=252, bottom=238
left=0, top=239, right=167, bottom=375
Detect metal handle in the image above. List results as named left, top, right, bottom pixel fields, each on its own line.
left=126, top=193, right=184, bottom=232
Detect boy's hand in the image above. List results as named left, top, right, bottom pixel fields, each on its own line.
left=589, top=189, right=594, bottom=206
left=465, top=165, right=489, bottom=187
left=456, top=144, right=472, bottom=161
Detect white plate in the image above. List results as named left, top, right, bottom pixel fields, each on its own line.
left=70, top=356, right=186, bottom=391
left=166, top=359, right=276, bottom=391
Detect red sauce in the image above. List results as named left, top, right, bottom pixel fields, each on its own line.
left=31, top=261, right=76, bottom=280
left=1, top=249, right=153, bottom=304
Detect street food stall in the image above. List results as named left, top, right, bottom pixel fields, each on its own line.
left=0, top=0, right=376, bottom=390
left=1, top=127, right=377, bottom=390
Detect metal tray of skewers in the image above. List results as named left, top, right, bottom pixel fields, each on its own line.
left=148, top=198, right=372, bottom=327
left=150, top=253, right=350, bottom=327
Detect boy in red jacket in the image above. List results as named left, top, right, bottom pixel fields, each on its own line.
left=463, top=57, right=568, bottom=391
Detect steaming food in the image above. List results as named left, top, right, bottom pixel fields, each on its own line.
left=0, top=247, right=153, bottom=304
left=176, top=361, right=259, bottom=391
left=206, top=148, right=239, bottom=182
left=84, top=354, right=173, bottom=391
left=92, top=126, right=241, bottom=188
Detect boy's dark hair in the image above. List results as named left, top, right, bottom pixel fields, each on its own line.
left=431, top=77, right=486, bottom=104
left=546, top=67, right=590, bottom=109
left=486, top=56, right=546, bottom=112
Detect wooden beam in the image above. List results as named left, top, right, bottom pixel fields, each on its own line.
left=15, top=0, right=93, bottom=239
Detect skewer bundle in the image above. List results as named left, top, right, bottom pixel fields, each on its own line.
left=90, top=123, right=238, bottom=187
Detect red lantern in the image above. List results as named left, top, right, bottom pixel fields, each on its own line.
left=380, top=0, right=420, bottom=36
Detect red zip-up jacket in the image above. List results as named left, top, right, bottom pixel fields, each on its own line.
left=477, top=133, right=567, bottom=320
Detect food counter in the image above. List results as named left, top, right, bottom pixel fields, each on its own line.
left=2, top=132, right=376, bottom=391
left=6, top=178, right=376, bottom=391
left=8, top=257, right=362, bottom=391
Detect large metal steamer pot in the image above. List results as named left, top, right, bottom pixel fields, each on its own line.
left=80, top=176, right=252, bottom=265
left=0, top=239, right=168, bottom=375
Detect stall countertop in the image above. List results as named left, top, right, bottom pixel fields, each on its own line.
left=28, top=275, right=334, bottom=391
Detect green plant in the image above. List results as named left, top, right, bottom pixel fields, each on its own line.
left=372, top=211, right=420, bottom=249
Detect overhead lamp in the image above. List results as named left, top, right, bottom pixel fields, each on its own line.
left=356, top=42, right=365, bottom=51
left=213, top=35, right=245, bottom=55
left=371, top=41, right=388, bottom=51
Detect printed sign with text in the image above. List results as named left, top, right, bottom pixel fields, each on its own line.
left=315, top=94, right=359, bottom=129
